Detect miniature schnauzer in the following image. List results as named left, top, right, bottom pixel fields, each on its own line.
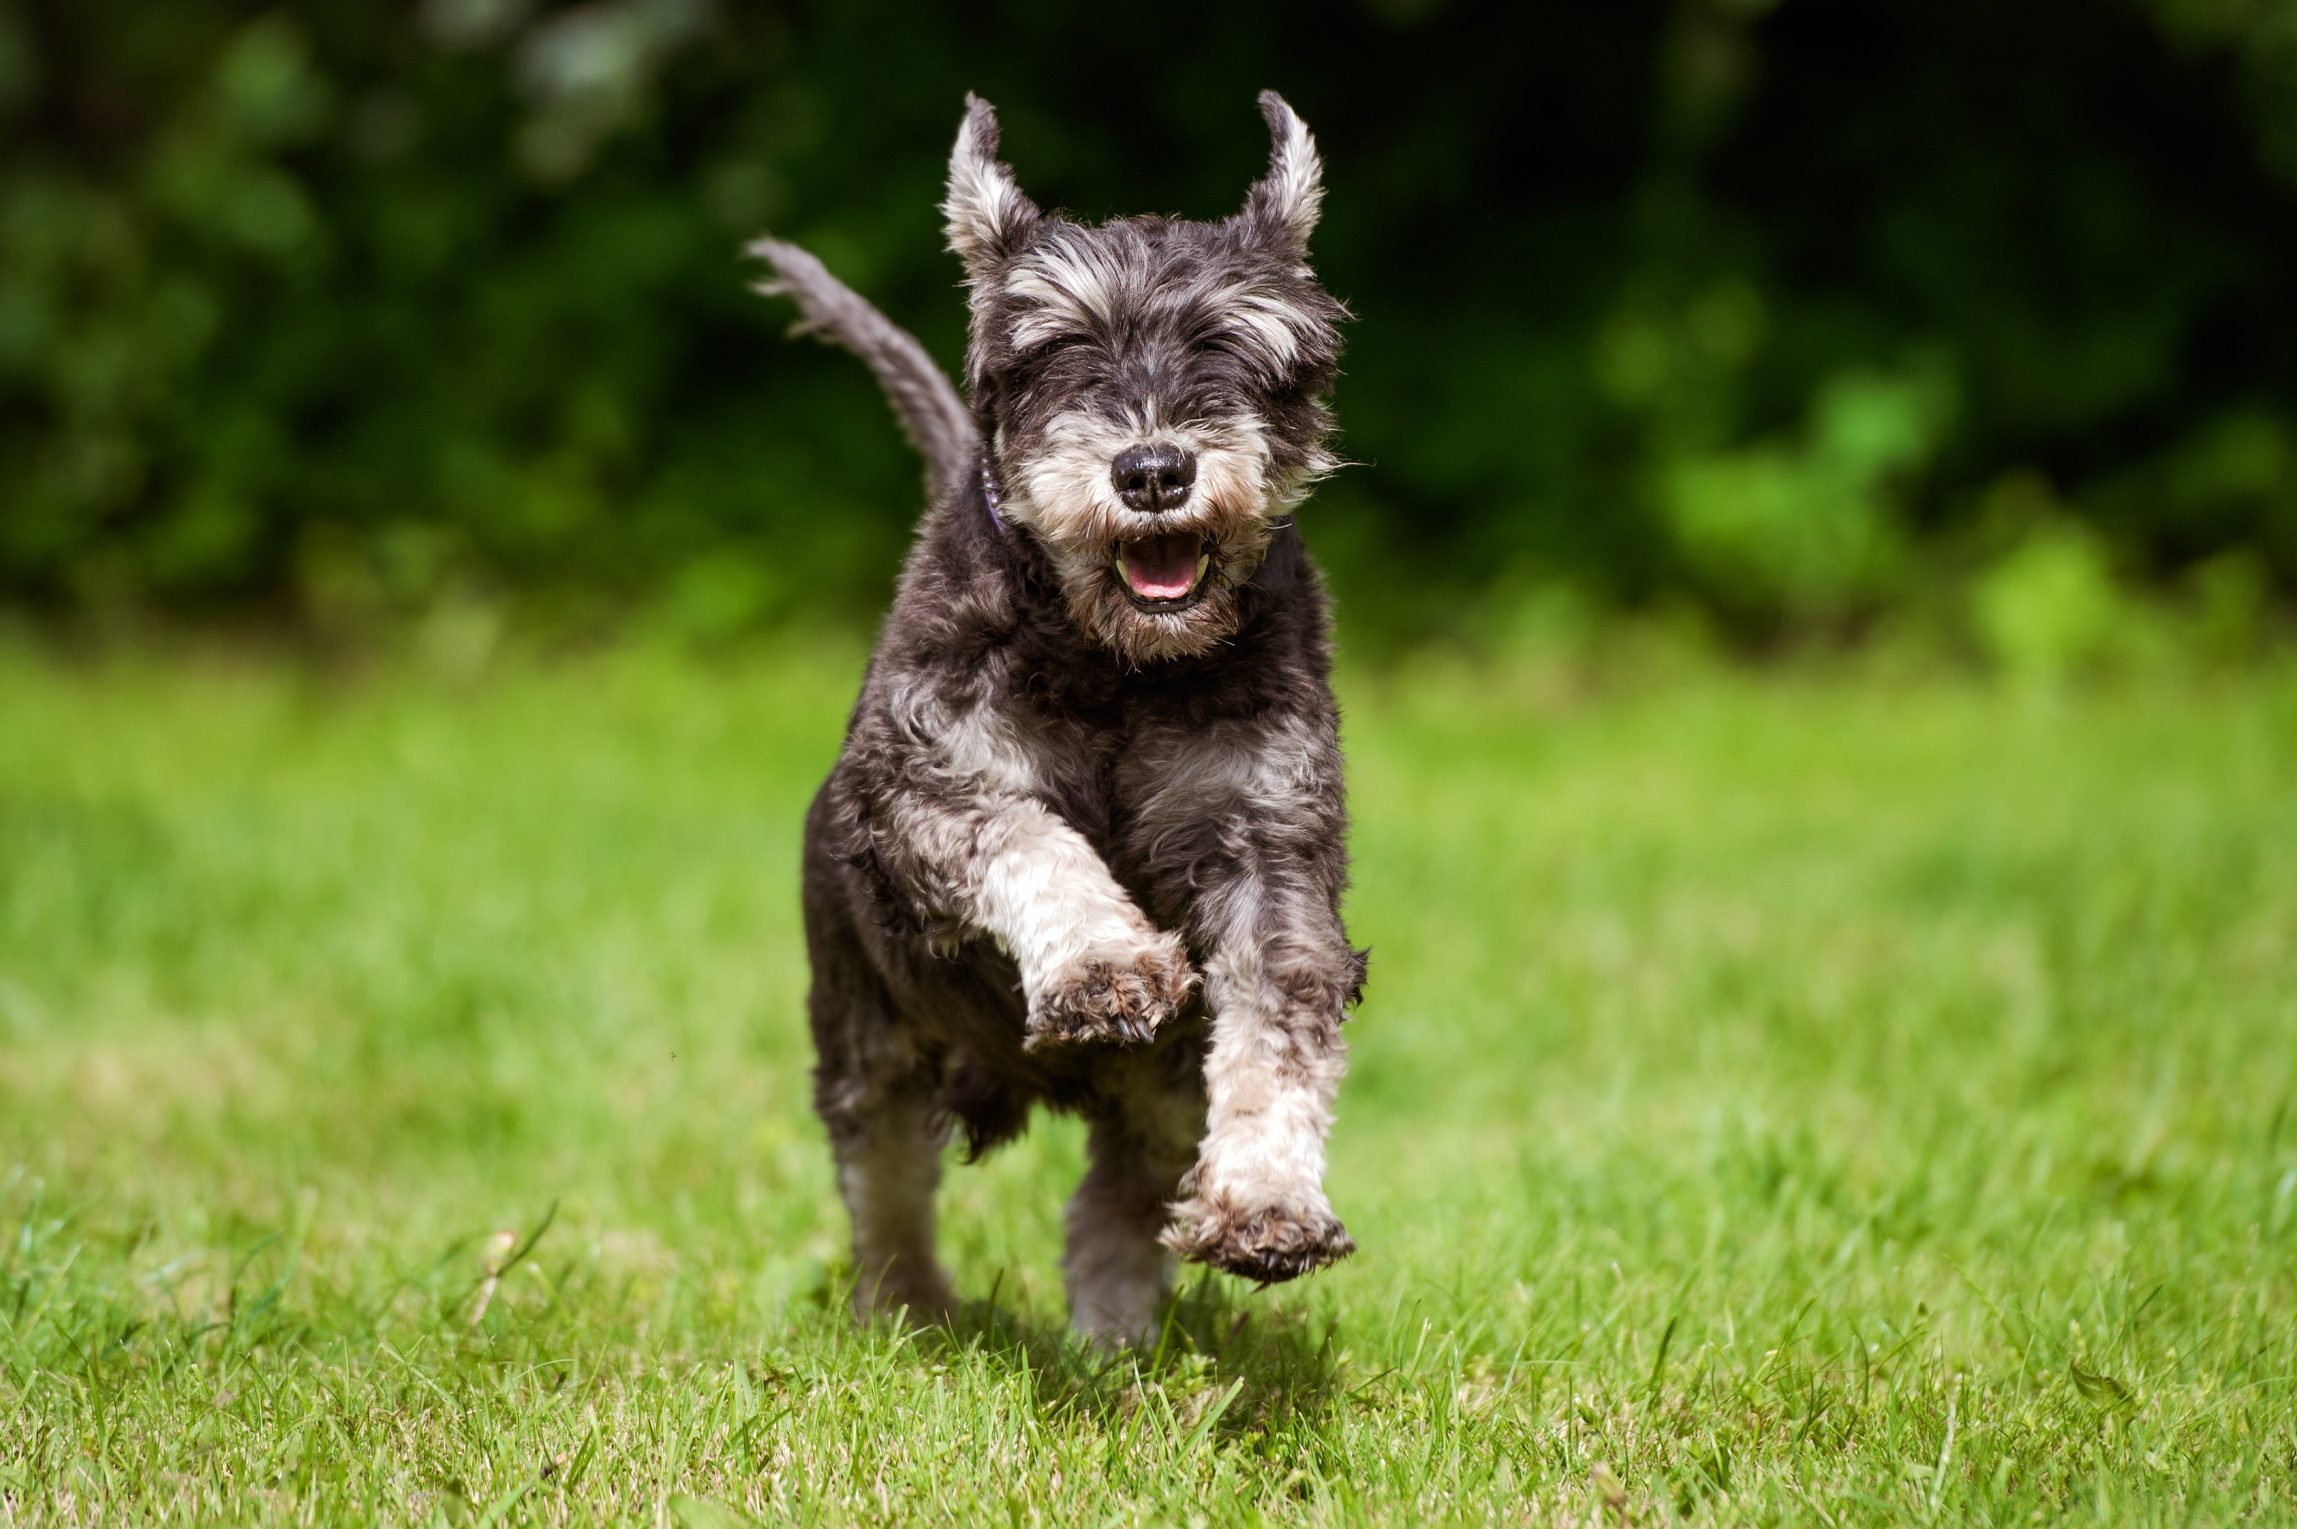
left=753, top=91, right=1362, bottom=1344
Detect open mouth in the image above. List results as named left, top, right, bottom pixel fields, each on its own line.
left=1113, top=532, right=1215, bottom=611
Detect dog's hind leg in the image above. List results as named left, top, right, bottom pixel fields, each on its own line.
left=804, top=846, right=953, bottom=1322
left=820, top=1065, right=953, bottom=1322
left=1063, top=1050, right=1206, bottom=1345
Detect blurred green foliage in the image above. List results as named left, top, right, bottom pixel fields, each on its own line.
left=4, top=0, right=2296, bottom=651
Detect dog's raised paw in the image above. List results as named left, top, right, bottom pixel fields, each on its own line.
left=1161, top=1194, right=1356, bottom=1284
left=1023, top=932, right=1197, bottom=1052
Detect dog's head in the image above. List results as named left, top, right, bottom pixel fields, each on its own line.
left=946, top=93, right=1346, bottom=664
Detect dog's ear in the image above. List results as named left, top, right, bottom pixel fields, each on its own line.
left=943, top=94, right=1039, bottom=274
left=1241, top=91, right=1324, bottom=253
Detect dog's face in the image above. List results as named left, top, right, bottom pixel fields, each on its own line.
left=945, top=93, right=1346, bottom=664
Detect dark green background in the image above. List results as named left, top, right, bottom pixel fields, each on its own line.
left=7, top=0, right=2296, bottom=647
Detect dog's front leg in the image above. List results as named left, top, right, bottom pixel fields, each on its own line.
left=964, top=798, right=1199, bottom=1049
left=863, top=717, right=1198, bottom=1048
left=1163, top=881, right=1358, bottom=1282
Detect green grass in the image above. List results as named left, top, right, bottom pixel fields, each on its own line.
left=2, top=640, right=2293, bottom=1524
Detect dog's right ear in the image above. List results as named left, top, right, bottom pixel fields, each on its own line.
left=943, top=94, right=1039, bottom=275
left=1241, top=91, right=1325, bottom=255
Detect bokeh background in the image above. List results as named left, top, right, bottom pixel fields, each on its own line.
left=8, top=0, right=2297, bottom=665
left=8, top=7, right=2297, bottom=1517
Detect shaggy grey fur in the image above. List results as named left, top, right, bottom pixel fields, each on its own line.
left=757, top=92, right=1363, bottom=1344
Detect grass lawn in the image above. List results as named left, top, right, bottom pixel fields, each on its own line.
left=1, top=640, right=2292, bottom=1524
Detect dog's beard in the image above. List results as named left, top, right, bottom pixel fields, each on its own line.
left=1004, top=409, right=1307, bottom=664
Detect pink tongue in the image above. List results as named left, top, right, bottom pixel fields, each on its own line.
left=1122, top=534, right=1200, bottom=599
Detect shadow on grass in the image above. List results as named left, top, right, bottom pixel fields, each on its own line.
left=914, top=1274, right=1344, bottom=1442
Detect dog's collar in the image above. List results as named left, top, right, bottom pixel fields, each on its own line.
left=980, top=461, right=1011, bottom=537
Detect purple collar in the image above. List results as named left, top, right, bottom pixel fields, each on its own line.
left=980, top=461, right=1009, bottom=536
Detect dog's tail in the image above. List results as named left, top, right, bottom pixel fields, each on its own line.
left=749, top=237, right=978, bottom=503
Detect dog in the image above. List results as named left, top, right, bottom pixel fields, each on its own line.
left=753, top=91, right=1362, bottom=1345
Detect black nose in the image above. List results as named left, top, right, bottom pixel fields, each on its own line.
left=1111, top=444, right=1197, bottom=513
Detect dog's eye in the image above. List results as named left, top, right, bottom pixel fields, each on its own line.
left=1188, top=331, right=1251, bottom=363
left=1020, top=333, right=1087, bottom=363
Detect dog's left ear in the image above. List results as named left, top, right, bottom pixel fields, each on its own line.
left=944, top=94, right=1040, bottom=276
left=1241, top=91, right=1325, bottom=254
